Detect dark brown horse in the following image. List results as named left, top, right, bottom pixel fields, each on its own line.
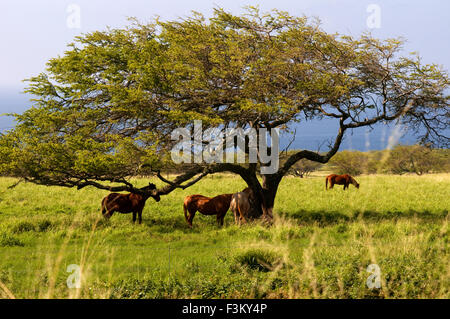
left=101, top=183, right=160, bottom=224
left=325, top=174, right=360, bottom=190
left=183, top=193, right=233, bottom=227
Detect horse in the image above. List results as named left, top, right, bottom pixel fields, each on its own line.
left=230, top=187, right=255, bottom=225
left=325, top=174, right=360, bottom=190
left=230, top=192, right=251, bottom=225
left=183, top=193, right=233, bottom=228
left=101, top=183, right=161, bottom=224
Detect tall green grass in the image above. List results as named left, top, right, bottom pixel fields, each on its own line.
left=0, top=174, right=448, bottom=298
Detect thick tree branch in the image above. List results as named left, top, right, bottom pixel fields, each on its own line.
left=154, top=162, right=258, bottom=196
left=275, top=116, right=347, bottom=179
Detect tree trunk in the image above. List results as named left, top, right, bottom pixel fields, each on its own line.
left=244, top=174, right=279, bottom=223
left=260, top=175, right=280, bottom=221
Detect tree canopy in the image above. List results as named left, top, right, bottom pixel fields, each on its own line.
left=0, top=7, right=448, bottom=218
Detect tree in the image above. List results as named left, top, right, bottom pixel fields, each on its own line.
left=383, top=144, right=448, bottom=175
left=287, top=158, right=322, bottom=177
left=0, top=8, right=448, bottom=220
left=328, top=151, right=368, bottom=176
left=365, top=150, right=385, bottom=174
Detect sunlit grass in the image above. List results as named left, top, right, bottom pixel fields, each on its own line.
left=0, top=174, right=448, bottom=298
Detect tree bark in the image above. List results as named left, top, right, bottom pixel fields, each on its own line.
left=239, top=173, right=279, bottom=223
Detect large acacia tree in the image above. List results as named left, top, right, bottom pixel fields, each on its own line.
left=0, top=8, right=448, bottom=220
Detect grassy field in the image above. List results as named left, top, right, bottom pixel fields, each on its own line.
left=0, top=173, right=448, bottom=299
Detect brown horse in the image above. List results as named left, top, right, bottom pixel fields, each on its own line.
left=325, top=174, right=360, bottom=190
left=230, top=187, right=256, bottom=225
left=183, top=193, right=233, bottom=228
left=101, top=183, right=161, bottom=224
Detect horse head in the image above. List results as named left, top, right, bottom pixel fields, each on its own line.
left=143, top=183, right=161, bottom=202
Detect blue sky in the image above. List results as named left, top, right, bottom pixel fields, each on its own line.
left=0, top=0, right=448, bottom=149
left=1, top=0, right=449, bottom=88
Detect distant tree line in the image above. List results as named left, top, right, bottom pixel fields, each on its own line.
left=286, top=145, right=449, bottom=176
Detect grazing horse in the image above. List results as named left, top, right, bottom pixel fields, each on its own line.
left=230, top=188, right=255, bottom=225
left=183, top=193, right=233, bottom=228
left=101, top=183, right=161, bottom=224
left=230, top=192, right=251, bottom=225
left=325, top=174, right=360, bottom=190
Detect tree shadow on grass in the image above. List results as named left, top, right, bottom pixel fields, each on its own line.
left=282, top=209, right=448, bottom=227
left=144, top=216, right=204, bottom=234
left=143, top=213, right=237, bottom=234
left=139, top=209, right=448, bottom=234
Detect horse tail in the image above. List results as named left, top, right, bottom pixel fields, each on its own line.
left=325, top=177, right=328, bottom=190
left=236, top=196, right=248, bottom=224
left=237, top=203, right=243, bottom=224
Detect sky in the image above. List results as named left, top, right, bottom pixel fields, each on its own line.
left=0, top=0, right=448, bottom=150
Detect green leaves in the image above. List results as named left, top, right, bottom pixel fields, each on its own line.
left=0, top=7, right=448, bottom=191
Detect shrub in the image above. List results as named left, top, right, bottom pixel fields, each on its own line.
left=366, top=150, right=385, bottom=174
left=11, top=221, right=35, bottom=233
left=288, top=158, right=322, bottom=177
left=329, top=151, right=368, bottom=176
left=233, top=248, right=282, bottom=272
left=37, top=220, right=52, bottom=232
left=383, top=144, right=448, bottom=175
left=0, top=233, right=25, bottom=247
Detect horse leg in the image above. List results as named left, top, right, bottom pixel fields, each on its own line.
left=217, top=214, right=225, bottom=227
left=187, top=209, right=196, bottom=228
left=216, top=207, right=228, bottom=227
left=138, top=210, right=143, bottom=224
left=233, top=209, right=239, bottom=225
left=216, top=215, right=221, bottom=227
left=238, top=209, right=247, bottom=226
left=184, top=203, right=194, bottom=228
left=132, top=212, right=137, bottom=223
left=239, top=214, right=247, bottom=225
